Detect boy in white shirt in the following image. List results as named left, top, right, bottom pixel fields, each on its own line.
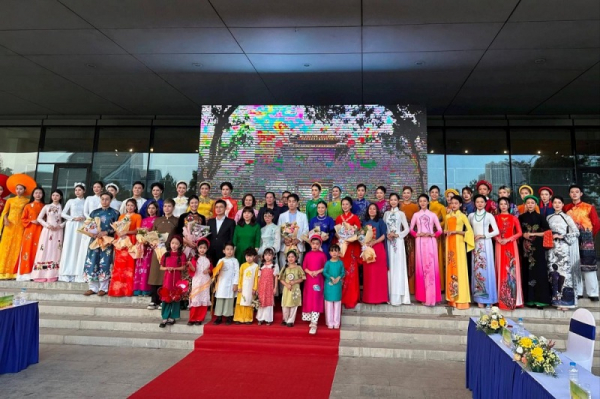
left=212, top=242, right=239, bottom=325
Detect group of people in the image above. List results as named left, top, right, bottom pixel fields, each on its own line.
left=0, top=175, right=598, bottom=333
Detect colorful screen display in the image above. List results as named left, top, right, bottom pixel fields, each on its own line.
left=199, top=105, right=427, bottom=201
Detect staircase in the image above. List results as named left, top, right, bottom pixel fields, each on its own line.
left=340, top=301, right=600, bottom=371
left=1, top=280, right=598, bottom=372
left=0, top=281, right=202, bottom=350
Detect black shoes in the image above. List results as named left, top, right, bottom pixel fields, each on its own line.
left=213, top=316, right=223, bottom=325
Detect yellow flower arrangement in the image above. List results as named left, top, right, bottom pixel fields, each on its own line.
left=490, top=320, right=499, bottom=329
left=499, top=318, right=506, bottom=327
left=512, top=334, right=561, bottom=376
left=475, top=307, right=506, bottom=334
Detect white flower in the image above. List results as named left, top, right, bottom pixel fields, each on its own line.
left=539, top=336, right=548, bottom=345
left=491, top=306, right=500, bottom=313
left=492, top=315, right=497, bottom=320
left=516, top=347, right=523, bottom=354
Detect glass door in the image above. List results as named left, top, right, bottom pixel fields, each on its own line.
left=52, top=164, right=90, bottom=200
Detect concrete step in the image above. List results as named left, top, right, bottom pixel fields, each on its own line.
left=39, top=314, right=206, bottom=335
left=40, top=327, right=198, bottom=350
left=341, top=324, right=468, bottom=346
left=339, top=339, right=466, bottom=361
left=38, top=301, right=178, bottom=318
left=342, top=313, right=600, bottom=337
left=0, top=280, right=87, bottom=291
left=348, top=302, right=600, bottom=322
left=0, top=288, right=150, bottom=305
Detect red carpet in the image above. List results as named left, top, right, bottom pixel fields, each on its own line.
left=130, top=307, right=340, bottom=399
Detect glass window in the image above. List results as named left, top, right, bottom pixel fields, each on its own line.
left=510, top=128, right=575, bottom=202
left=148, top=127, right=199, bottom=199
left=575, top=128, right=600, bottom=212
left=38, top=126, right=94, bottom=163
left=427, top=128, right=445, bottom=193
left=0, top=127, right=40, bottom=176
left=34, top=164, right=54, bottom=194
left=446, top=128, right=509, bottom=198
left=93, top=127, right=150, bottom=200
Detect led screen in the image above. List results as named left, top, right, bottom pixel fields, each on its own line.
left=199, top=105, right=427, bottom=201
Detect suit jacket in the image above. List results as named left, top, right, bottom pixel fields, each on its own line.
left=207, top=216, right=236, bottom=265
left=277, top=210, right=309, bottom=253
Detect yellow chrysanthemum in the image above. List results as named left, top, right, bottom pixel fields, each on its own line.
left=499, top=318, right=506, bottom=327
left=531, top=347, right=543, bottom=358
left=519, top=337, right=533, bottom=348
left=490, top=320, right=499, bottom=329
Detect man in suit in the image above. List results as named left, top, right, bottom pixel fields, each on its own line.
left=207, top=199, right=236, bottom=266
left=277, top=193, right=309, bottom=266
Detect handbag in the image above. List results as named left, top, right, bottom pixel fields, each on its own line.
left=542, top=230, right=554, bottom=249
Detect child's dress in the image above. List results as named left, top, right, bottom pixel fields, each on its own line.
left=256, top=263, right=279, bottom=323
left=301, top=250, right=327, bottom=324
left=234, top=262, right=259, bottom=323
left=31, top=204, right=65, bottom=282
left=160, top=252, right=186, bottom=320
left=280, top=265, right=306, bottom=324
left=189, top=255, right=212, bottom=323
left=323, top=259, right=345, bottom=328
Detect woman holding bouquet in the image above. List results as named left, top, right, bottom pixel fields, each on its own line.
left=134, top=200, right=159, bottom=296
left=177, top=195, right=207, bottom=237
left=384, top=193, right=411, bottom=305
left=362, top=203, right=389, bottom=304
left=410, top=194, right=443, bottom=306
left=108, top=199, right=141, bottom=297
left=335, top=197, right=362, bottom=309
left=309, top=201, right=335, bottom=258
left=59, top=183, right=87, bottom=282
left=233, top=207, right=261, bottom=265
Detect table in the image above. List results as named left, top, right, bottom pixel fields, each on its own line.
left=0, top=301, right=39, bottom=374
left=466, top=317, right=599, bottom=399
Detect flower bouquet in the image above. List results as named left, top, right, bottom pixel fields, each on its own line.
left=281, top=222, right=299, bottom=253
left=475, top=306, right=506, bottom=334
left=145, top=230, right=169, bottom=261
left=128, top=228, right=148, bottom=259
left=77, top=217, right=100, bottom=238
left=357, top=225, right=376, bottom=263
left=301, top=226, right=329, bottom=246
left=182, top=221, right=211, bottom=257
left=334, top=222, right=358, bottom=257
left=512, top=334, right=561, bottom=376
left=158, top=285, right=183, bottom=303
left=111, top=216, right=132, bottom=250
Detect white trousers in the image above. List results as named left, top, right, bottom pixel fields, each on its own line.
left=325, top=300, right=341, bottom=328
left=256, top=306, right=274, bottom=322
left=89, top=280, right=109, bottom=293
left=282, top=306, right=298, bottom=324
left=576, top=271, right=599, bottom=297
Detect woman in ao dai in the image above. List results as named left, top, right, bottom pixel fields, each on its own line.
left=258, top=209, right=281, bottom=258
left=59, top=184, right=87, bottom=282
left=468, top=194, right=499, bottom=307
left=410, top=194, right=443, bottom=306
left=383, top=193, right=410, bottom=305
left=546, top=196, right=580, bottom=309
left=31, top=190, right=65, bottom=282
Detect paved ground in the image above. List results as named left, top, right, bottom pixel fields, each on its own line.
left=1, top=344, right=470, bottom=398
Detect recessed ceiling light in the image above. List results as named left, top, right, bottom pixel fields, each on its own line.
left=150, top=148, right=154, bottom=152
left=85, top=63, right=97, bottom=68
left=555, top=151, right=559, bottom=155
left=192, top=63, right=203, bottom=68
left=430, top=150, right=434, bottom=154
left=464, top=150, right=469, bottom=154
left=534, top=58, right=546, bottom=64
left=537, top=150, right=541, bottom=154
left=415, top=61, right=425, bottom=66
left=503, top=150, right=508, bottom=154
left=129, top=148, right=133, bottom=152
left=303, top=63, right=310, bottom=67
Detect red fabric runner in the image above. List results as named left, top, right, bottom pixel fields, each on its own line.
left=129, top=307, right=340, bottom=398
